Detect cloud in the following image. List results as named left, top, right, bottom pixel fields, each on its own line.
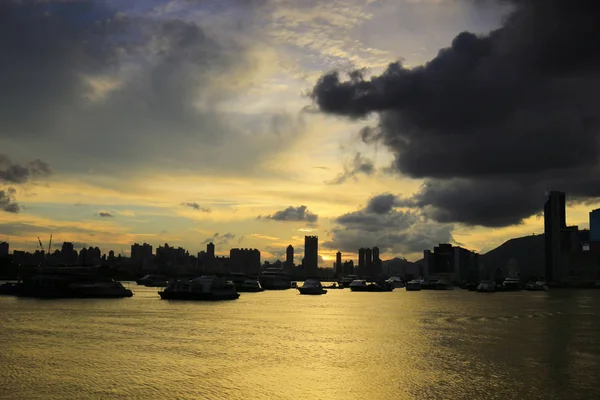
left=0, top=1, right=299, bottom=181
left=98, top=212, right=114, bottom=218
left=201, top=232, right=236, bottom=246
left=326, top=152, right=375, bottom=184
left=259, top=205, right=318, bottom=223
left=0, top=155, right=51, bottom=184
left=182, top=202, right=211, bottom=212
left=322, top=193, right=454, bottom=255
left=1, top=188, right=20, bottom=213
left=312, top=0, right=600, bottom=227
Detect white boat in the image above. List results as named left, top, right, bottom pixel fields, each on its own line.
left=298, top=279, right=327, bottom=295
left=236, top=279, right=264, bottom=292
left=405, top=278, right=423, bottom=291
left=476, top=280, right=496, bottom=293
left=385, top=276, right=405, bottom=288
left=525, top=280, right=548, bottom=291
left=501, top=276, right=522, bottom=291
left=159, top=276, right=239, bottom=301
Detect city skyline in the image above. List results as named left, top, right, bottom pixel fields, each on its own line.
left=2, top=0, right=600, bottom=264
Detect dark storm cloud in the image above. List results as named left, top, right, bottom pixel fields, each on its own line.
left=312, top=0, right=600, bottom=227
left=0, top=188, right=20, bottom=213
left=259, top=205, right=318, bottom=223
left=98, top=212, right=114, bottom=218
left=323, top=193, right=453, bottom=255
left=326, top=153, right=375, bottom=185
left=182, top=202, right=211, bottom=212
left=0, top=155, right=51, bottom=184
left=0, top=1, right=294, bottom=178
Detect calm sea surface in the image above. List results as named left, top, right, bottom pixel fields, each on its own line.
left=1, top=285, right=599, bottom=400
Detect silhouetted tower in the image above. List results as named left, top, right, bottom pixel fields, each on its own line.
left=304, top=236, right=318, bottom=275
left=286, top=244, right=294, bottom=267
left=365, top=248, right=373, bottom=276
left=544, top=191, right=566, bottom=282
left=207, top=242, right=215, bottom=259
left=372, top=247, right=379, bottom=262
left=358, top=248, right=366, bottom=276
left=335, top=251, right=342, bottom=275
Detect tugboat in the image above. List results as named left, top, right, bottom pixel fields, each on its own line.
left=525, top=280, right=549, bottom=291
left=476, top=280, right=496, bottom=293
left=159, top=276, right=239, bottom=301
left=236, top=279, right=264, bottom=293
left=298, top=279, right=327, bottom=295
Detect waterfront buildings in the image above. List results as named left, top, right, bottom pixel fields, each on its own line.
left=0, top=241, right=8, bottom=257
left=423, top=244, right=480, bottom=283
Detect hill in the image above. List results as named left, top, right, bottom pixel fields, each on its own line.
left=481, top=234, right=545, bottom=279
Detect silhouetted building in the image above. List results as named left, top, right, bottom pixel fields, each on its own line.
left=286, top=245, right=294, bottom=267
left=424, top=244, right=480, bottom=283
left=335, top=251, right=342, bottom=275
left=131, top=243, right=153, bottom=268
left=207, top=242, right=215, bottom=259
left=60, top=242, right=78, bottom=265
left=343, top=260, right=354, bottom=275
left=590, top=209, right=600, bottom=244
left=230, top=248, right=261, bottom=275
left=544, top=191, right=567, bottom=282
left=358, top=248, right=366, bottom=276
left=0, top=242, right=8, bottom=257
left=304, top=236, right=318, bottom=275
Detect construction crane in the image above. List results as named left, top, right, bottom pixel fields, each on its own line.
left=37, top=237, right=45, bottom=252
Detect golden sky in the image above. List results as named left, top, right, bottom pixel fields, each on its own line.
left=1, top=0, right=597, bottom=264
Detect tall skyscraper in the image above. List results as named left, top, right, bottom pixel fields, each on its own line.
left=304, top=236, right=318, bottom=275
left=207, top=242, right=215, bottom=258
left=372, top=247, right=379, bottom=262
left=286, top=245, right=294, bottom=267
left=590, top=209, right=600, bottom=243
left=335, top=251, right=342, bottom=275
left=544, top=191, right=566, bottom=282
left=358, top=248, right=366, bottom=276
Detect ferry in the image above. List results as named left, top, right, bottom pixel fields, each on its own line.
left=476, top=280, right=496, bottom=293
left=525, top=280, right=548, bottom=291
left=159, top=276, right=239, bottom=301
left=405, top=278, right=424, bottom=291
left=259, top=269, right=291, bottom=290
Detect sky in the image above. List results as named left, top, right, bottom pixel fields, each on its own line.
left=1, top=0, right=600, bottom=264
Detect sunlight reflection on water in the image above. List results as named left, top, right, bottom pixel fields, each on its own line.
left=1, top=286, right=599, bottom=399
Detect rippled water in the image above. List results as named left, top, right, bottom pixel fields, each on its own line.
left=1, top=285, right=599, bottom=399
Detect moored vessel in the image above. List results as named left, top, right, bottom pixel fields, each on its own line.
left=259, top=269, right=291, bottom=290
left=405, top=278, right=423, bottom=291
left=298, top=279, right=327, bottom=295
left=159, top=276, right=239, bottom=301
left=236, top=279, right=264, bottom=292
left=525, top=280, right=548, bottom=291
left=476, top=280, right=496, bottom=293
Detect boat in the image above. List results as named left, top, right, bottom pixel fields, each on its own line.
left=339, top=275, right=357, bottom=288
left=525, top=280, right=549, bottom=291
left=385, top=276, right=405, bottom=288
left=501, top=275, right=522, bottom=291
left=0, top=282, right=19, bottom=296
left=159, top=276, right=239, bottom=301
left=433, top=279, right=454, bottom=290
left=5, top=266, right=133, bottom=299
left=405, top=278, right=423, bottom=291
left=298, top=279, right=327, bottom=295
left=476, top=280, right=496, bottom=293
left=349, top=280, right=394, bottom=292
left=136, top=274, right=168, bottom=287
left=465, top=282, right=478, bottom=291
left=236, top=279, right=264, bottom=292
left=349, top=280, right=368, bottom=291
left=259, top=269, right=291, bottom=290
left=68, top=281, right=134, bottom=298
left=324, top=282, right=344, bottom=289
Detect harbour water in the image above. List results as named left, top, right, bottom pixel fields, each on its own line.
left=1, top=285, right=599, bottom=399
